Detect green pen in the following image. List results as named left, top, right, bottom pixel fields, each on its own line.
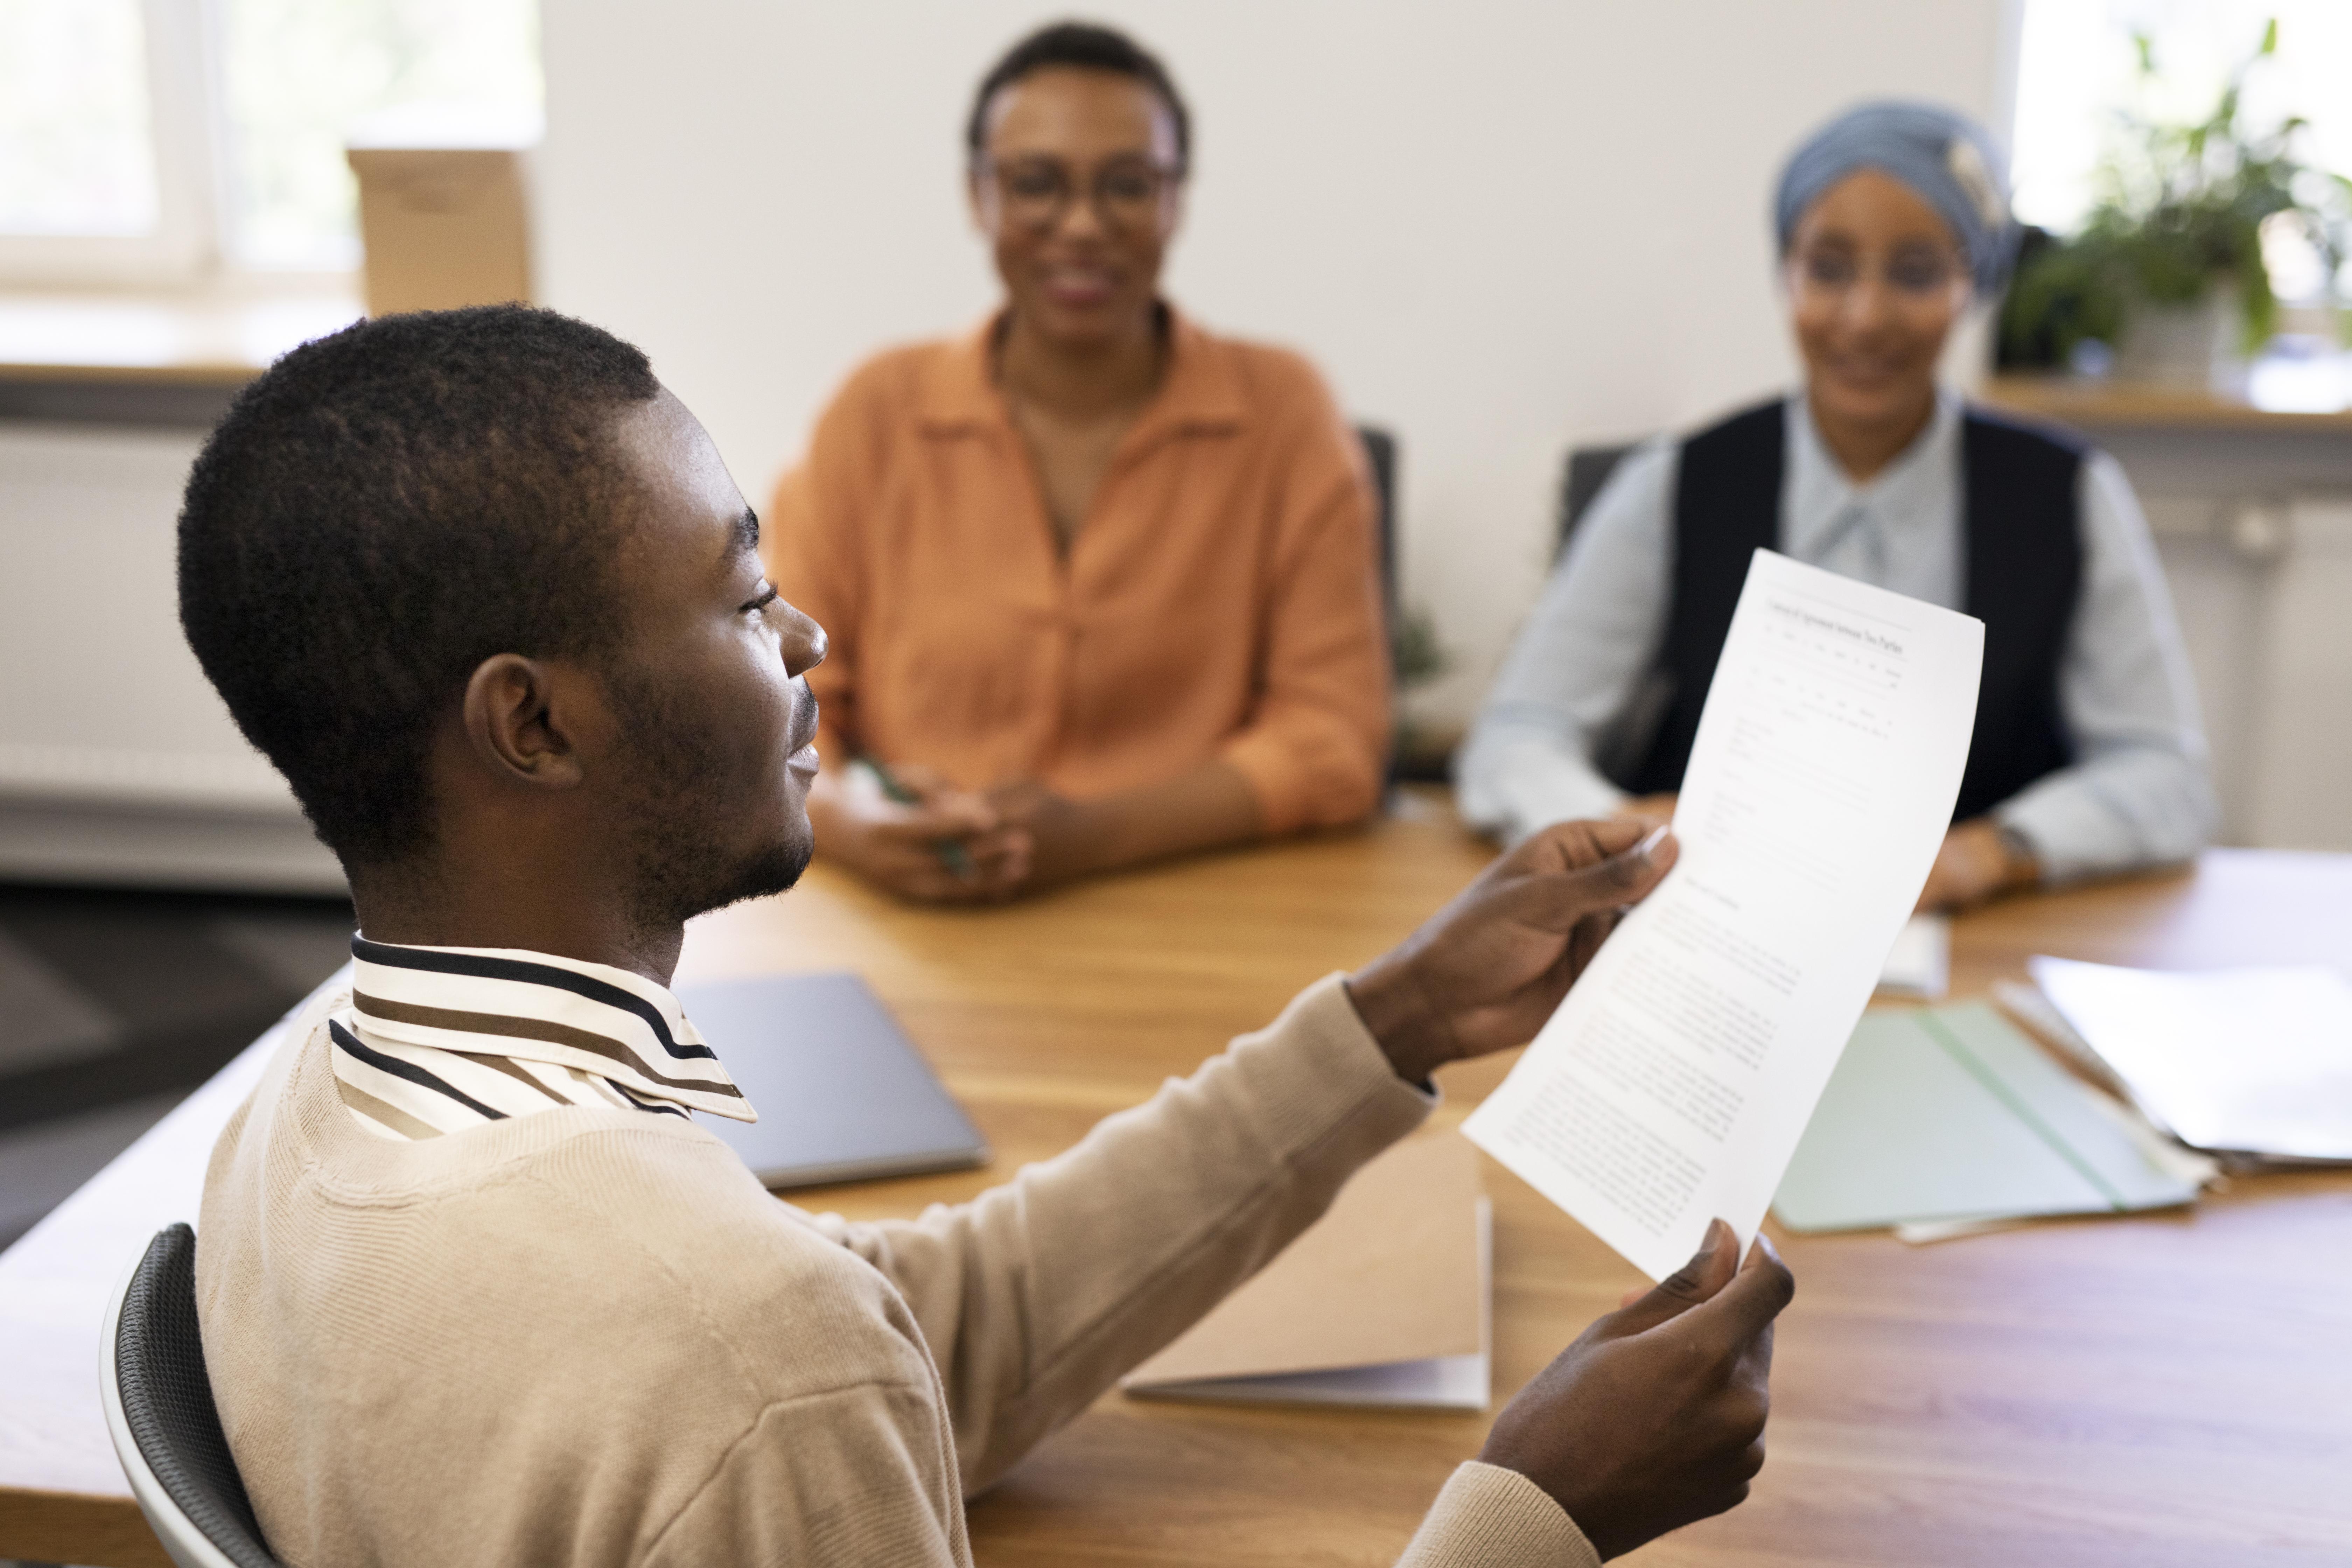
left=858, top=757, right=979, bottom=881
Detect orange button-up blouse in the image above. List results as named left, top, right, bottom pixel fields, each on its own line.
left=765, top=309, right=1392, bottom=835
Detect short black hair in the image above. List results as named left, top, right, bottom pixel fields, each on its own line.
left=964, top=20, right=1190, bottom=175
left=178, top=305, right=662, bottom=870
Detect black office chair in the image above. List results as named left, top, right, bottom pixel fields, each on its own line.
left=1556, top=441, right=1637, bottom=559
left=1357, top=423, right=1437, bottom=781
left=1356, top=424, right=1399, bottom=624
left=101, top=1223, right=285, bottom=1568
left=1553, top=439, right=1682, bottom=783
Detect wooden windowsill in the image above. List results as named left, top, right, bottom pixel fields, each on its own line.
left=1983, top=370, right=2352, bottom=433
left=0, top=280, right=363, bottom=387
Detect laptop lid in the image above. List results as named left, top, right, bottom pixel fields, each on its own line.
left=677, top=972, right=988, bottom=1190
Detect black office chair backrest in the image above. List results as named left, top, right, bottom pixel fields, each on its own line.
left=1356, top=424, right=1399, bottom=622
left=1557, top=442, right=1636, bottom=559
left=113, top=1223, right=285, bottom=1568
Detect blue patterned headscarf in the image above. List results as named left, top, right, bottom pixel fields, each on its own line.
left=1774, top=100, right=2017, bottom=296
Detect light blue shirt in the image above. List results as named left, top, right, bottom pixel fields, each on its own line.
left=1456, top=392, right=2216, bottom=882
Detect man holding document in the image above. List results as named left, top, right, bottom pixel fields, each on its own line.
left=179, top=307, right=1790, bottom=1568
left=1469, top=550, right=1985, bottom=1280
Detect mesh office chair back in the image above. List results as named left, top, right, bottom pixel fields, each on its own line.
left=100, top=1223, right=285, bottom=1568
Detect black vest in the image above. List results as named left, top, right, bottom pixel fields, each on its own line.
left=1623, top=399, right=2084, bottom=823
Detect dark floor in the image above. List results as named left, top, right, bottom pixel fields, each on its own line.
left=0, top=883, right=354, bottom=1252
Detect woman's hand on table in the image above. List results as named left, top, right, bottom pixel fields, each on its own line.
left=986, top=761, right=1265, bottom=893
left=983, top=779, right=1101, bottom=890
left=812, top=759, right=1265, bottom=905
left=807, top=763, right=1032, bottom=903
left=1916, top=818, right=2039, bottom=912
left=1346, top=817, right=1677, bottom=1087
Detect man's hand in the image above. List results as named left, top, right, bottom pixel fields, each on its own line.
left=808, top=763, right=1032, bottom=903
left=1482, top=1221, right=1794, bottom=1560
left=1916, top=818, right=2038, bottom=912
left=1346, top=818, right=1676, bottom=1085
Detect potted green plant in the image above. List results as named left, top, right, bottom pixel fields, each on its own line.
left=1999, top=19, right=2351, bottom=385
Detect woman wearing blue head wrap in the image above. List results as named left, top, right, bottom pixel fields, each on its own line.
left=1460, top=101, right=2214, bottom=911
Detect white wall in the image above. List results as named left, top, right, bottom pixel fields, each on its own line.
left=537, top=0, right=2011, bottom=727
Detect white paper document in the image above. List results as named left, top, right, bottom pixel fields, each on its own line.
left=2028, top=957, right=2352, bottom=1160
left=1464, top=550, right=1985, bottom=1279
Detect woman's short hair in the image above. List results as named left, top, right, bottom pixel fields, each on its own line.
left=965, top=20, right=1191, bottom=175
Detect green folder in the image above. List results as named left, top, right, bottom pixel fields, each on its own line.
left=1772, top=1002, right=2200, bottom=1233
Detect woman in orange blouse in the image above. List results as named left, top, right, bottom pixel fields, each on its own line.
left=768, top=22, right=1390, bottom=903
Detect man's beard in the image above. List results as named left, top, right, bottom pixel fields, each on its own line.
left=608, top=672, right=811, bottom=933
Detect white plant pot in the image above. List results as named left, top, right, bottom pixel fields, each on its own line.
left=2113, top=285, right=2250, bottom=391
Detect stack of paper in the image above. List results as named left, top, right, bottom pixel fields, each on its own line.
left=1122, top=1132, right=1490, bottom=1410
left=2028, top=958, right=2352, bottom=1162
left=1772, top=1002, right=2207, bottom=1235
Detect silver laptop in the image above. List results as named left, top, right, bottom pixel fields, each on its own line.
left=677, top=972, right=988, bottom=1190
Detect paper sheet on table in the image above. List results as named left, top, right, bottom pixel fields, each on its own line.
left=1876, top=913, right=1950, bottom=998
left=2027, top=957, right=2352, bottom=1161
left=1770, top=1002, right=2204, bottom=1234
left=1121, top=1132, right=1490, bottom=1410
left=1464, top=550, right=1984, bottom=1280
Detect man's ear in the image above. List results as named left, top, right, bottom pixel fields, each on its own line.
left=460, top=653, right=592, bottom=790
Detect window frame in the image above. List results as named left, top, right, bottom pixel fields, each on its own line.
left=0, top=0, right=227, bottom=287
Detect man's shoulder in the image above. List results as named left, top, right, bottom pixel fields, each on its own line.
left=205, top=1026, right=934, bottom=1408
left=195, top=1036, right=947, bottom=1568
left=429, top=1118, right=937, bottom=1384
left=541, top=1129, right=940, bottom=1397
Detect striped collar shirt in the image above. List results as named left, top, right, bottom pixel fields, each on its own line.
left=328, top=935, right=756, bottom=1142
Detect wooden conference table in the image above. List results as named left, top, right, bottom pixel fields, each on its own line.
left=3, top=795, right=2349, bottom=1566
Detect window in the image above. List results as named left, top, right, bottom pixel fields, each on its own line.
left=0, top=0, right=539, bottom=286
left=0, top=1, right=156, bottom=238
left=218, top=0, right=542, bottom=271
left=0, top=0, right=215, bottom=283
left=2011, top=0, right=2352, bottom=304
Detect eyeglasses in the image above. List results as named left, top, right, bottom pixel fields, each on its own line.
left=976, top=154, right=1182, bottom=234
left=1789, top=245, right=1968, bottom=300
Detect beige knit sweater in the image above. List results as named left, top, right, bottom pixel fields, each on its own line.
left=198, top=973, right=1600, bottom=1567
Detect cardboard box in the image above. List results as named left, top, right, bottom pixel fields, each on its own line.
left=346, top=129, right=534, bottom=317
